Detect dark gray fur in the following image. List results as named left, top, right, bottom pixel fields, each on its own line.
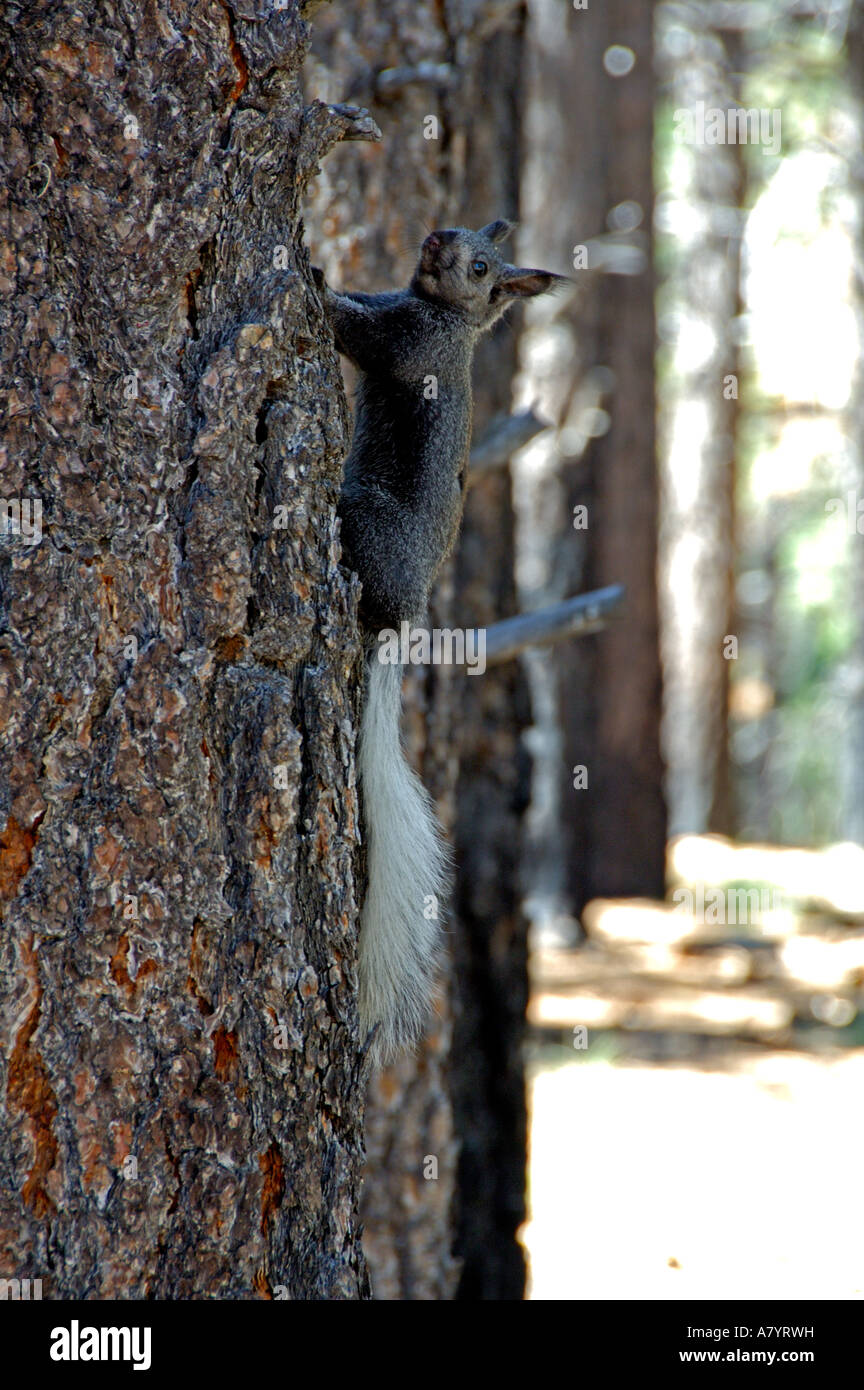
left=311, top=222, right=562, bottom=1063
left=316, top=221, right=562, bottom=629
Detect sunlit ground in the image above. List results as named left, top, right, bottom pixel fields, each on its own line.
left=524, top=835, right=864, bottom=1301
left=524, top=1046, right=864, bottom=1301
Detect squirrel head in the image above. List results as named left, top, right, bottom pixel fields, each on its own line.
left=410, top=220, right=565, bottom=328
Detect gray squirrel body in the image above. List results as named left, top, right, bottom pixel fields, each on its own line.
left=317, top=221, right=561, bottom=1062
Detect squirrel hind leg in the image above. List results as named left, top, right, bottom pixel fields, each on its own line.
left=338, top=491, right=433, bottom=632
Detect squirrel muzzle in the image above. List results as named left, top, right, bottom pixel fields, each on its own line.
left=419, top=230, right=456, bottom=275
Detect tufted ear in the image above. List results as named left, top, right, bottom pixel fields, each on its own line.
left=493, top=267, right=566, bottom=298
left=479, top=218, right=516, bottom=245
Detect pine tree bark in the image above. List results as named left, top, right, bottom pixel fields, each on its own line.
left=304, top=0, right=533, bottom=1300
left=303, top=0, right=464, bottom=1305
left=0, top=0, right=372, bottom=1299
left=450, top=21, right=532, bottom=1303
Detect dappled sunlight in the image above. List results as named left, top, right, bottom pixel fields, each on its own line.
left=670, top=833, right=864, bottom=917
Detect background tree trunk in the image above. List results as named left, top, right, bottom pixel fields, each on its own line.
left=0, top=0, right=371, bottom=1300
left=305, top=0, right=463, bottom=1303
left=842, top=0, right=864, bottom=845
left=305, top=0, right=535, bottom=1301
left=518, top=0, right=666, bottom=922
left=656, top=4, right=742, bottom=840
left=450, top=22, right=533, bottom=1304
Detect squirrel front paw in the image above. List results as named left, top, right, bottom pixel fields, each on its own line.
left=312, top=268, right=339, bottom=322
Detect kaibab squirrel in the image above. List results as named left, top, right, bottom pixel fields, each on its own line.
left=315, top=221, right=561, bottom=1064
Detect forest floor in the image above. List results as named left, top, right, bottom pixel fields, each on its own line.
left=525, top=1043, right=864, bottom=1300
left=524, top=835, right=864, bottom=1300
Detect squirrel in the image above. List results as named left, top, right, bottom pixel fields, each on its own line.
left=314, top=221, right=562, bottom=1064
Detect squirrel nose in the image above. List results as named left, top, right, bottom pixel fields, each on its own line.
left=420, top=232, right=446, bottom=273
left=421, top=231, right=456, bottom=272
left=423, top=230, right=456, bottom=253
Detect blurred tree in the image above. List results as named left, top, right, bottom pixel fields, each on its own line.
left=519, top=0, right=666, bottom=919
left=656, top=4, right=744, bottom=838
left=844, top=0, right=864, bottom=844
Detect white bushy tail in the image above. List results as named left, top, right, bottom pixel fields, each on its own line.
left=357, top=655, right=450, bottom=1064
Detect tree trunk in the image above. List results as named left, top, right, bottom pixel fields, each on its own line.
left=304, top=0, right=464, bottom=1302
left=520, top=0, right=666, bottom=920
left=656, top=5, right=742, bottom=839
left=843, top=1, right=864, bottom=844
left=305, top=0, right=534, bottom=1300
left=450, top=21, right=532, bottom=1303
left=0, top=0, right=372, bottom=1299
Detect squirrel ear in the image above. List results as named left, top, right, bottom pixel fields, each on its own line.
left=479, top=219, right=516, bottom=245
left=495, top=268, right=566, bottom=298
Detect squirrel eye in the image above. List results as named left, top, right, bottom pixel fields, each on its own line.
left=471, top=260, right=488, bottom=276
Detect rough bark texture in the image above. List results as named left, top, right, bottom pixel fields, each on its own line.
left=0, top=0, right=372, bottom=1299
left=304, top=0, right=533, bottom=1300
left=303, top=0, right=462, bottom=1304
left=450, top=23, right=532, bottom=1303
